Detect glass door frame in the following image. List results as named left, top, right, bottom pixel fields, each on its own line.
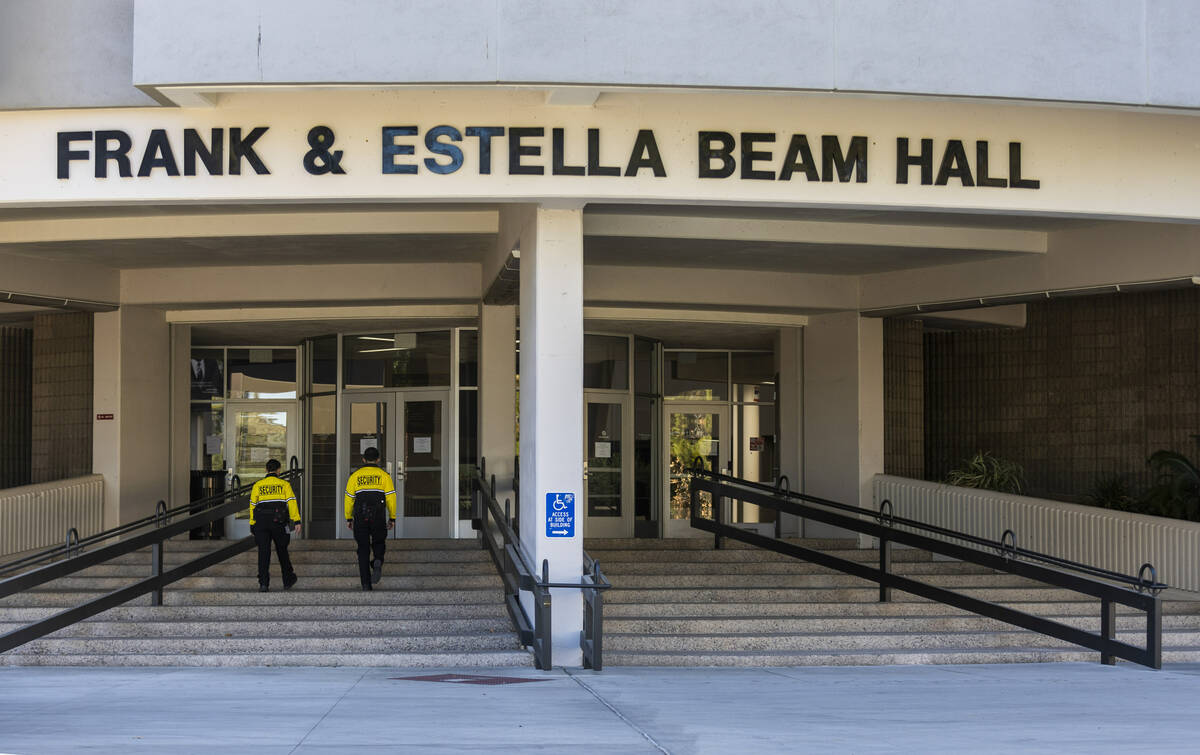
left=224, top=400, right=299, bottom=539
left=336, top=388, right=454, bottom=539
left=583, top=390, right=634, bottom=538
left=662, top=402, right=731, bottom=538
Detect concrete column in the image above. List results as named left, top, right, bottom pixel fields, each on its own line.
left=92, top=306, right=171, bottom=527
left=802, top=313, right=884, bottom=542
left=170, top=324, right=191, bottom=509
left=517, top=205, right=584, bottom=667
left=776, top=327, right=803, bottom=537
left=479, top=304, right=517, bottom=508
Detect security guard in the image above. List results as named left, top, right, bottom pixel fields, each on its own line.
left=344, top=446, right=397, bottom=590
left=248, top=458, right=300, bottom=592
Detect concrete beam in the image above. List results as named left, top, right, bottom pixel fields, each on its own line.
left=585, top=266, right=858, bottom=313
left=859, top=222, right=1200, bottom=312
left=584, top=214, right=1046, bottom=255
left=121, top=263, right=481, bottom=306
left=0, top=210, right=498, bottom=244
left=0, top=252, right=120, bottom=303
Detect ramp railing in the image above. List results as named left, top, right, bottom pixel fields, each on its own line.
left=0, top=459, right=303, bottom=655
left=689, top=467, right=1166, bottom=669
left=474, top=460, right=610, bottom=670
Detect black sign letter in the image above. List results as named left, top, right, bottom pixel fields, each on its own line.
left=934, top=139, right=974, bottom=186
left=740, top=132, right=775, bottom=180
left=465, top=127, right=505, bottom=175
left=587, top=129, right=620, bottom=176
left=896, top=137, right=933, bottom=185
left=137, top=129, right=181, bottom=177
left=1009, top=142, right=1040, bottom=189
left=94, top=130, right=132, bottom=178
left=57, top=131, right=92, bottom=179
left=822, top=135, right=867, bottom=183
left=552, top=128, right=585, bottom=176
left=509, top=127, right=545, bottom=175
left=229, top=127, right=270, bottom=175
left=625, top=130, right=666, bottom=177
left=698, top=131, right=735, bottom=178
left=184, top=128, right=224, bottom=176
left=779, top=135, right=819, bottom=182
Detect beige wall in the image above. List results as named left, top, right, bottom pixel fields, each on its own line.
left=92, top=306, right=170, bottom=526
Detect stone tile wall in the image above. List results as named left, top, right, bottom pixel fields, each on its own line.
left=31, top=312, right=93, bottom=483
left=883, top=318, right=924, bottom=479
left=0, top=326, right=33, bottom=488
left=923, top=289, right=1200, bottom=501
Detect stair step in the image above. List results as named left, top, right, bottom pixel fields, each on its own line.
left=0, top=651, right=533, bottom=667
left=0, top=618, right=516, bottom=638
left=8, top=634, right=524, bottom=655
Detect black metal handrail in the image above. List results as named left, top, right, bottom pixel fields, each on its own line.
left=0, top=462, right=303, bottom=655
left=689, top=468, right=1164, bottom=669
left=473, top=462, right=610, bottom=670
left=697, top=469, right=1167, bottom=593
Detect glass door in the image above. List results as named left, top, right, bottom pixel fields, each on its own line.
left=338, top=391, right=452, bottom=539
left=584, top=393, right=633, bottom=538
left=399, top=391, right=451, bottom=539
left=338, top=393, right=397, bottom=540
left=663, top=404, right=730, bottom=538
left=226, top=403, right=297, bottom=539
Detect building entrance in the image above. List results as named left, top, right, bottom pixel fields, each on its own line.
left=583, top=392, right=633, bottom=538
left=338, top=390, right=453, bottom=539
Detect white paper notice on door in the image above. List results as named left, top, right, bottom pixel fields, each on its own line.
left=360, top=437, right=377, bottom=455
left=250, top=447, right=269, bottom=463
left=413, top=436, right=432, bottom=454
left=205, top=434, right=221, bottom=454
left=594, top=441, right=611, bottom=459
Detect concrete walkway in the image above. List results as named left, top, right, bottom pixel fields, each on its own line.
left=1, top=663, right=1198, bottom=753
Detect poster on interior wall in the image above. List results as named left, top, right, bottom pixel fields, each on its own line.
left=190, top=357, right=223, bottom=400
left=205, top=435, right=221, bottom=454
left=250, top=447, right=269, bottom=463
left=749, top=437, right=763, bottom=452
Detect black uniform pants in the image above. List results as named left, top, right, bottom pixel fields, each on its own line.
left=251, top=521, right=295, bottom=587
left=353, top=514, right=388, bottom=587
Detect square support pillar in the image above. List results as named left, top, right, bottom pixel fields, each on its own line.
left=479, top=304, right=517, bottom=508
left=517, top=205, right=584, bottom=667
left=802, top=313, right=884, bottom=542
left=777, top=327, right=804, bottom=537
left=92, top=306, right=171, bottom=528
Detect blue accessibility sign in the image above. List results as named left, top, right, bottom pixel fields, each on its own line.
left=545, top=492, right=575, bottom=538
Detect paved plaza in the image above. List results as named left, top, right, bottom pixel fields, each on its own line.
left=1, top=662, right=1198, bottom=753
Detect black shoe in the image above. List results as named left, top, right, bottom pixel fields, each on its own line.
left=371, top=560, right=383, bottom=585
left=283, top=574, right=298, bottom=590
left=259, top=585, right=269, bottom=593
left=361, top=584, right=373, bottom=591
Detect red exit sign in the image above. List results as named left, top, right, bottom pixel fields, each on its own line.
left=96, top=413, right=114, bottom=420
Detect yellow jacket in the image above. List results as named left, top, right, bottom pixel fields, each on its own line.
left=344, top=464, right=397, bottom=520
left=248, top=474, right=300, bottom=525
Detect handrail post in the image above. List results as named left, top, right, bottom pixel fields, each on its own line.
left=537, top=558, right=553, bottom=670
left=1147, top=595, right=1163, bottom=670
left=150, top=539, right=164, bottom=607
left=1100, top=598, right=1116, bottom=665
left=878, top=534, right=892, bottom=603
left=590, top=560, right=604, bottom=671
left=65, top=527, right=80, bottom=558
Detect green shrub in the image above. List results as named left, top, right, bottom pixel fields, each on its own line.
left=1083, top=473, right=1139, bottom=512
left=1140, top=450, right=1200, bottom=522
left=945, top=452, right=1025, bottom=495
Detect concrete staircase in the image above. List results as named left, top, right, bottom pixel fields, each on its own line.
left=587, top=538, right=1200, bottom=667
left=0, top=538, right=529, bottom=667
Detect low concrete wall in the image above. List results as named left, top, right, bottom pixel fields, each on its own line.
left=0, top=475, right=104, bottom=557
left=873, top=474, right=1200, bottom=593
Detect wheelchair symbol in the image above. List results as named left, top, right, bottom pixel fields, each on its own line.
left=552, top=496, right=568, bottom=511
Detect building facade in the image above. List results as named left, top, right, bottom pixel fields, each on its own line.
left=4, top=0, right=1200, bottom=662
